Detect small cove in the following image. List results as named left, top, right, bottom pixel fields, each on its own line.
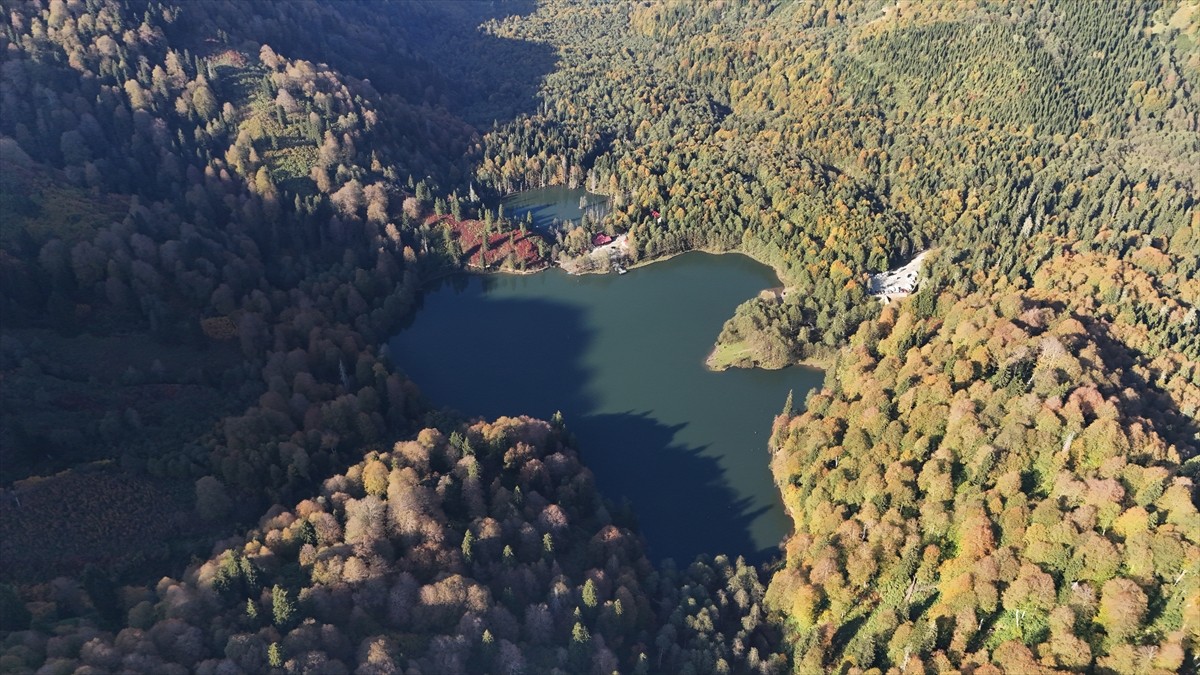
left=500, top=186, right=609, bottom=234
left=387, top=252, right=822, bottom=564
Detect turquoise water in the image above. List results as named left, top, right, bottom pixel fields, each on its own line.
left=388, top=252, right=822, bottom=564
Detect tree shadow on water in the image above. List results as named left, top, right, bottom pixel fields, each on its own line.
left=388, top=278, right=777, bottom=567
left=573, top=410, right=776, bottom=566
left=387, top=284, right=599, bottom=430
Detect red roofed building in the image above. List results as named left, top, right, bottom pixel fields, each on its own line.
left=592, top=233, right=613, bottom=246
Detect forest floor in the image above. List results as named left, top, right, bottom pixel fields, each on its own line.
left=0, top=150, right=130, bottom=249
left=0, top=327, right=242, bottom=482
left=431, top=214, right=549, bottom=271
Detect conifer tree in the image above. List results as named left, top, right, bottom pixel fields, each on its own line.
left=271, top=585, right=295, bottom=628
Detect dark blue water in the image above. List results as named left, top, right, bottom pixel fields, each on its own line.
left=388, top=252, right=821, bottom=564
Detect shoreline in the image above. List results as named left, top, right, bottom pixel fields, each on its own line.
left=436, top=244, right=782, bottom=281
left=704, top=343, right=834, bottom=373
left=417, top=261, right=551, bottom=289
left=421, top=245, right=827, bottom=375
left=624, top=246, right=792, bottom=287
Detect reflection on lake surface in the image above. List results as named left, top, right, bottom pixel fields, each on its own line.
left=388, top=252, right=822, bottom=564
left=501, top=186, right=609, bottom=234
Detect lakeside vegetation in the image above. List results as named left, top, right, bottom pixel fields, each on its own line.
left=0, top=0, right=1196, bottom=673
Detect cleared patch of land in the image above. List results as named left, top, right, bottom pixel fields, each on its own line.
left=0, top=465, right=201, bottom=582
left=869, top=250, right=930, bottom=303
left=559, top=233, right=630, bottom=274
left=705, top=340, right=756, bottom=371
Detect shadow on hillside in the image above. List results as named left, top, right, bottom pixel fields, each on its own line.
left=189, top=0, right=555, bottom=130
left=1085, top=317, right=1200, bottom=458
left=382, top=0, right=557, bottom=128
left=573, top=410, right=774, bottom=566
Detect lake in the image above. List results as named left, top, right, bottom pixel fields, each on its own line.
left=501, top=186, right=609, bottom=234
left=387, top=252, right=822, bottom=564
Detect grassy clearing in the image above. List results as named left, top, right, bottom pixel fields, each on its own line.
left=705, top=339, right=754, bottom=371
left=214, top=58, right=321, bottom=193
left=265, top=144, right=319, bottom=196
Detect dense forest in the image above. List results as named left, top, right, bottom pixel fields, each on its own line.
left=769, top=252, right=1199, bottom=672
left=1, top=0, right=1197, bottom=673
left=4, top=417, right=786, bottom=673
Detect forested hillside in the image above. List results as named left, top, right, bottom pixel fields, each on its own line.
left=1, top=0, right=1197, bottom=673
left=2, top=417, right=786, bottom=674
left=488, top=0, right=1199, bottom=362
left=1, top=0, right=429, bottom=587
left=0, top=0, right=546, bottom=586
left=768, top=246, right=1200, bottom=672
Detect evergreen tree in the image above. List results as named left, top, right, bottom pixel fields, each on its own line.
left=0, top=584, right=30, bottom=632
left=271, top=585, right=295, bottom=628
left=583, top=579, right=598, bottom=609
left=81, top=565, right=121, bottom=630
left=462, top=530, right=475, bottom=562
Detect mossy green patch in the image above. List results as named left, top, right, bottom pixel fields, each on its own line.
left=0, top=160, right=128, bottom=248
left=706, top=339, right=755, bottom=371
